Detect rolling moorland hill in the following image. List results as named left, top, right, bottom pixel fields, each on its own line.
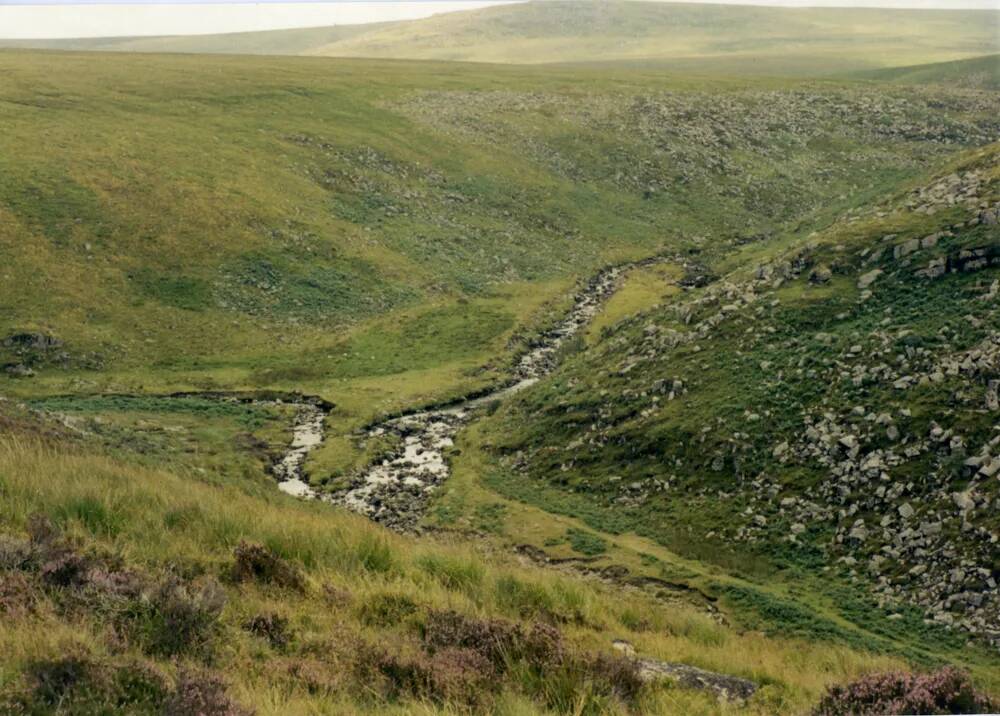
left=0, top=22, right=385, bottom=56
left=3, top=1, right=999, bottom=76
left=859, top=54, right=1000, bottom=91
left=0, top=47, right=999, bottom=714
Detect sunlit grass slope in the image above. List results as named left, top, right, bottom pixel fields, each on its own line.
left=0, top=406, right=912, bottom=714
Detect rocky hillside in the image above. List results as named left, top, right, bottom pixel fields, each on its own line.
left=474, top=143, right=1000, bottom=653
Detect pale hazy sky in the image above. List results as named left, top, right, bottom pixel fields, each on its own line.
left=0, top=0, right=996, bottom=40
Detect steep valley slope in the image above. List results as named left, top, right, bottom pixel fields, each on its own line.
left=452, top=143, right=1000, bottom=659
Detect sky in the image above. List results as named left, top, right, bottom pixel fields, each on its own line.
left=0, top=0, right=996, bottom=39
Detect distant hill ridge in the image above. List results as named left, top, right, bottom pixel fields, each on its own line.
left=858, top=54, right=1000, bottom=90
left=3, top=1, right=998, bottom=75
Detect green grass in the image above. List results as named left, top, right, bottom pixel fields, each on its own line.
left=1, top=49, right=992, bottom=401
left=5, top=48, right=991, bottom=477
left=565, top=528, right=607, bottom=557
left=585, top=263, right=681, bottom=345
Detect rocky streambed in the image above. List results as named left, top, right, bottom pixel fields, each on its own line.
left=274, top=258, right=666, bottom=531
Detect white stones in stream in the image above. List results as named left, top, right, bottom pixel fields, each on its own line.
left=271, top=259, right=665, bottom=532
left=271, top=404, right=326, bottom=498
left=332, top=411, right=466, bottom=530
left=317, top=263, right=639, bottom=532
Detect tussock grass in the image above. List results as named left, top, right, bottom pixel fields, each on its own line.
left=0, top=435, right=908, bottom=713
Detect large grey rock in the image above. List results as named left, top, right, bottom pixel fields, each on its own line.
left=857, top=269, right=883, bottom=289
left=952, top=490, right=975, bottom=512
left=894, top=239, right=920, bottom=259
left=2, top=332, right=62, bottom=350
left=636, top=658, right=758, bottom=703
left=809, top=265, right=833, bottom=284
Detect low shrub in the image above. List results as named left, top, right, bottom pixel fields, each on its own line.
left=421, top=609, right=564, bottom=672
left=566, top=528, right=607, bottom=557
left=423, top=647, right=496, bottom=707
left=126, top=575, right=227, bottom=658
left=321, top=582, right=352, bottom=606
left=23, top=654, right=98, bottom=709
left=243, top=612, right=292, bottom=650
left=583, top=652, right=646, bottom=703
left=422, top=609, right=519, bottom=670
left=0, top=534, right=36, bottom=570
left=39, top=550, right=91, bottom=588
left=3, top=653, right=168, bottom=715
left=229, top=541, right=305, bottom=591
left=111, top=661, right=171, bottom=712
left=26, top=513, right=58, bottom=546
left=814, top=667, right=997, bottom=715
left=84, top=565, right=146, bottom=601
left=283, top=658, right=340, bottom=696
left=0, top=572, right=40, bottom=617
left=359, top=592, right=419, bottom=627
left=354, top=642, right=495, bottom=708
left=164, top=670, right=252, bottom=716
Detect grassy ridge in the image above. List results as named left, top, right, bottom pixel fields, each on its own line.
left=859, top=54, right=1000, bottom=90
left=309, top=1, right=998, bottom=70
left=0, top=23, right=386, bottom=55
left=4, top=1, right=997, bottom=76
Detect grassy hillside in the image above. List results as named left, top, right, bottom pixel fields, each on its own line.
left=861, top=54, right=1000, bottom=90
left=4, top=51, right=995, bottom=404
left=0, top=23, right=384, bottom=56
left=3, top=49, right=997, bottom=478
left=2, top=47, right=1000, bottom=713
left=3, top=1, right=998, bottom=75
left=311, top=1, right=998, bottom=70
left=0, top=398, right=917, bottom=715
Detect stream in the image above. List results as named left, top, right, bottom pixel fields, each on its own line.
left=274, top=258, right=663, bottom=532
